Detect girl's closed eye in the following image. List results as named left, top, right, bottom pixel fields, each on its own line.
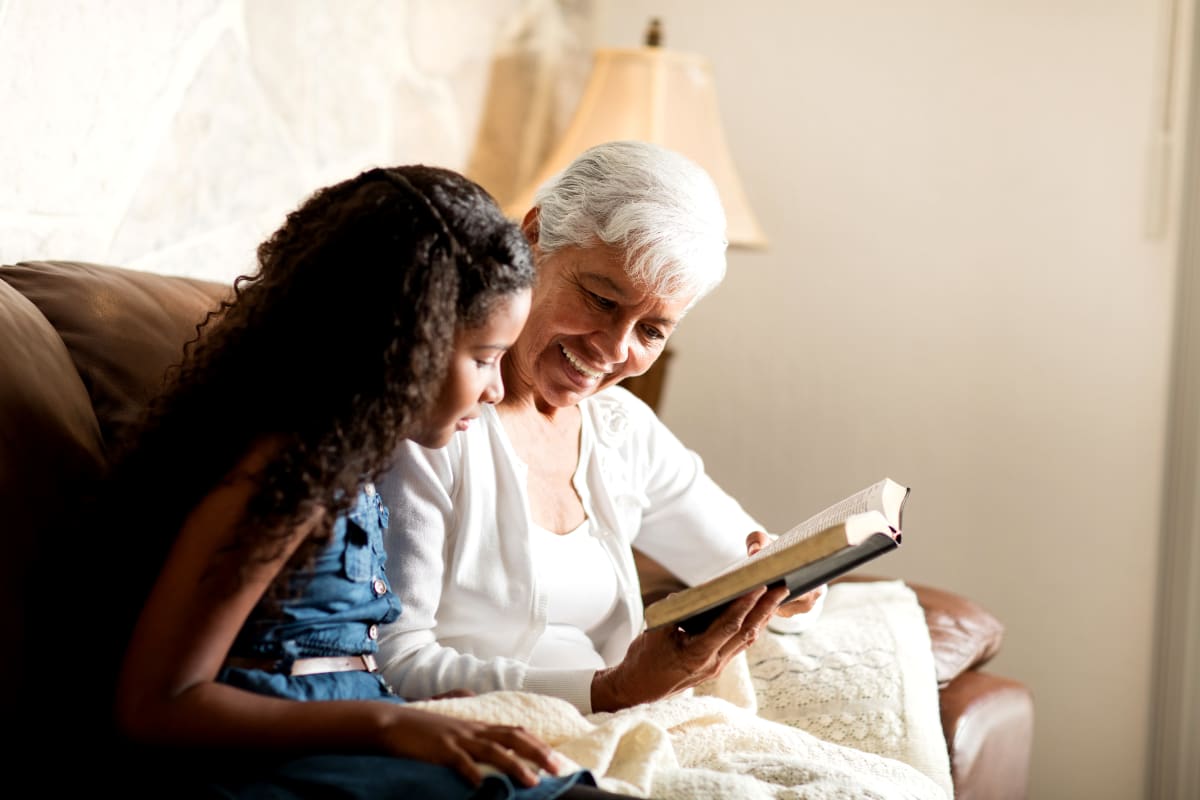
left=475, top=349, right=508, bottom=369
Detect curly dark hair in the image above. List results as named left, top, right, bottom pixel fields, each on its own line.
left=105, top=165, right=533, bottom=602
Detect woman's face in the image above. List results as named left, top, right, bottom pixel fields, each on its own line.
left=410, top=289, right=532, bottom=449
left=511, top=239, right=695, bottom=409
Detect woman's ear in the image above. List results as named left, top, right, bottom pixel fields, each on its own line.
left=520, top=207, right=540, bottom=246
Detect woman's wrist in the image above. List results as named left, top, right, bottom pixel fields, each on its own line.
left=590, top=665, right=626, bottom=713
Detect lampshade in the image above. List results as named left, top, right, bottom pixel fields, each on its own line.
left=503, top=39, right=768, bottom=249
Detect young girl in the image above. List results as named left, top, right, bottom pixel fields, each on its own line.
left=96, top=166, right=606, bottom=799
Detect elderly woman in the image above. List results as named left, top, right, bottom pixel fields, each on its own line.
left=377, top=141, right=824, bottom=714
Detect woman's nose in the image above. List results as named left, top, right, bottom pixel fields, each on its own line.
left=594, top=324, right=634, bottom=365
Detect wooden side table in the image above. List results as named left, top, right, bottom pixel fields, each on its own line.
left=619, top=347, right=674, bottom=412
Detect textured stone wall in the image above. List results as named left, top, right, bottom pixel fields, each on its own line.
left=0, top=0, right=592, bottom=282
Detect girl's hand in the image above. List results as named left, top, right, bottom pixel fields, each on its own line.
left=379, top=705, right=564, bottom=788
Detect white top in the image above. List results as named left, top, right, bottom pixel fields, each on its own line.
left=527, top=517, right=617, bottom=670
left=376, top=386, right=823, bottom=712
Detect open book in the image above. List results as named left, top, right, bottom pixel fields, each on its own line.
left=643, top=477, right=909, bottom=634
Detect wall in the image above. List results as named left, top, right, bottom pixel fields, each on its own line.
left=0, top=0, right=591, bottom=281
left=2, top=1, right=1192, bottom=798
left=593, top=2, right=1193, bottom=799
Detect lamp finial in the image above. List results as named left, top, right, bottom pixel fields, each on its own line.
left=645, top=18, right=662, bottom=47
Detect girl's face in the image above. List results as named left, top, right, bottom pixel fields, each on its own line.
left=409, top=289, right=532, bottom=449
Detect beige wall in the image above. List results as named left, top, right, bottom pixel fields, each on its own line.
left=594, top=2, right=1193, bottom=799
left=0, top=0, right=591, bottom=281
left=2, top=1, right=1192, bottom=798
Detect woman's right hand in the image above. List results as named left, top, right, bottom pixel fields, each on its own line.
left=589, top=583, right=789, bottom=712
left=378, top=705, right=564, bottom=788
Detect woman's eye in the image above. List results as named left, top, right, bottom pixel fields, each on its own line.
left=587, top=291, right=616, bottom=310
left=641, top=325, right=664, bottom=342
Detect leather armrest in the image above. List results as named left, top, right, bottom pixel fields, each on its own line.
left=837, top=575, right=1006, bottom=688
left=939, top=670, right=1034, bottom=800
left=905, top=582, right=1005, bottom=687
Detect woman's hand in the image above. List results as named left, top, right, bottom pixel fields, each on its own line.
left=425, top=688, right=478, bottom=701
left=745, top=531, right=827, bottom=618
left=590, top=583, right=789, bottom=712
left=378, top=705, right=564, bottom=788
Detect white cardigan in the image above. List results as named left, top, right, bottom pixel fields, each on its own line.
left=376, top=386, right=818, bottom=712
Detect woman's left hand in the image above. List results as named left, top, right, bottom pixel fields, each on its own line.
left=745, top=531, right=826, bottom=618
left=590, top=582, right=788, bottom=712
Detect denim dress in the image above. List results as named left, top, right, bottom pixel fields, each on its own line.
left=218, top=485, right=403, bottom=703
left=207, top=485, right=594, bottom=800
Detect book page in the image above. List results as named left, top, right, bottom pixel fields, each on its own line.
left=644, top=478, right=908, bottom=632
left=763, top=480, right=888, bottom=554
left=702, top=479, right=899, bottom=582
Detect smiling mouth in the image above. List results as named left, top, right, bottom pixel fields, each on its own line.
left=560, top=344, right=606, bottom=380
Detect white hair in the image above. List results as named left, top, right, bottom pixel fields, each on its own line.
left=532, top=140, right=728, bottom=306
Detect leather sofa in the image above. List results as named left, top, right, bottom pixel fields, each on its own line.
left=0, top=260, right=1033, bottom=798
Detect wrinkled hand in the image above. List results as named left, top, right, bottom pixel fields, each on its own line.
left=745, top=531, right=827, bottom=618
left=378, top=705, right=563, bottom=787
left=427, top=688, right=477, bottom=700
left=591, top=583, right=788, bottom=712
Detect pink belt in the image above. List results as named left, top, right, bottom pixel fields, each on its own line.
left=224, top=653, right=378, bottom=676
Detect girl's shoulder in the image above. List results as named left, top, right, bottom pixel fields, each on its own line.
left=239, top=435, right=288, bottom=472
left=221, top=434, right=299, bottom=491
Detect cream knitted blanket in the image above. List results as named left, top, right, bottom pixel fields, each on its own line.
left=408, top=580, right=951, bottom=799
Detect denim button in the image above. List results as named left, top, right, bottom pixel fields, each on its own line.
left=372, top=578, right=386, bottom=596
left=368, top=624, right=378, bottom=640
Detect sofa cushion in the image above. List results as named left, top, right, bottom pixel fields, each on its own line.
left=0, top=261, right=231, bottom=448
left=0, top=276, right=105, bottom=524
left=0, top=276, right=106, bottom=686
